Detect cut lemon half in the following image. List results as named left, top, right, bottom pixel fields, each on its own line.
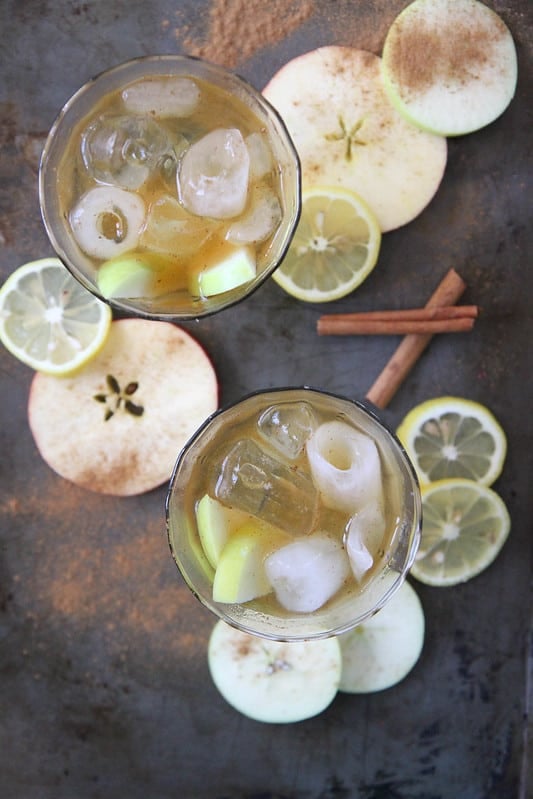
left=0, top=257, right=112, bottom=375
left=272, top=186, right=381, bottom=302
left=397, top=396, right=507, bottom=487
left=411, top=478, right=511, bottom=586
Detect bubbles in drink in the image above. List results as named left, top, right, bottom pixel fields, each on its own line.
left=214, top=438, right=318, bottom=536
left=81, top=114, right=173, bottom=189
left=257, top=401, right=316, bottom=460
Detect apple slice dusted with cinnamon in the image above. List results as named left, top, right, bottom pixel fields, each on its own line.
left=381, top=0, right=517, bottom=136
left=28, top=319, right=218, bottom=496
left=263, top=46, right=446, bottom=232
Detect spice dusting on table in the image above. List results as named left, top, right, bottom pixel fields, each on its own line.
left=174, top=0, right=315, bottom=68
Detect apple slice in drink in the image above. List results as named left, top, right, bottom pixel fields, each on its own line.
left=381, top=0, right=518, bottom=136
left=338, top=580, right=425, bottom=693
left=208, top=620, right=342, bottom=723
left=212, top=521, right=289, bottom=604
left=195, top=494, right=250, bottom=569
left=96, top=251, right=187, bottom=299
left=263, top=47, right=446, bottom=232
left=188, top=242, right=256, bottom=298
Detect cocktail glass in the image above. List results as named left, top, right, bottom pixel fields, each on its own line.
left=39, top=55, right=301, bottom=320
left=166, top=387, right=421, bottom=641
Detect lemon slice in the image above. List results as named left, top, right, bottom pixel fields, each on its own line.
left=0, top=257, right=112, bottom=375
left=396, top=396, right=507, bottom=487
left=412, top=478, right=510, bottom=586
left=272, top=186, right=381, bottom=302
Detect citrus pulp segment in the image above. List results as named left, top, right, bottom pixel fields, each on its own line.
left=411, top=478, right=511, bottom=586
left=396, top=396, right=507, bottom=487
left=271, top=186, right=381, bottom=302
left=0, top=257, right=112, bottom=375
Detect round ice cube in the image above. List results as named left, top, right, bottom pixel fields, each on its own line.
left=226, top=185, right=282, bottom=245
left=69, top=186, right=145, bottom=260
left=178, top=128, right=250, bottom=219
left=306, top=421, right=384, bottom=514
left=81, top=114, right=173, bottom=190
left=122, top=77, right=200, bottom=118
left=265, top=534, right=350, bottom=613
left=140, top=194, right=221, bottom=258
left=245, top=132, right=273, bottom=179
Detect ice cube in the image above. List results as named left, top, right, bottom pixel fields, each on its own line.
left=245, top=132, right=273, bottom=179
left=345, top=502, right=386, bottom=581
left=140, top=194, right=220, bottom=258
left=122, top=77, right=200, bottom=118
left=257, top=401, right=316, bottom=460
left=177, top=128, right=250, bottom=219
left=306, top=421, right=384, bottom=514
left=264, top=533, right=351, bottom=613
left=214, top=439, right=318, bottom=536
left=81, top=114, right=173, bottom=190
left=226, top=185, right=282, bottom=244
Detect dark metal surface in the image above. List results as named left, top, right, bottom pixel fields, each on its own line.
left=0, top=2, right=531, bottom=797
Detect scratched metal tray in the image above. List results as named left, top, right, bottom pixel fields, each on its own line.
left=0, top=2, right=531, bottom=797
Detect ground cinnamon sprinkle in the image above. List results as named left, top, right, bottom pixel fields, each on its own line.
left=388, top=11, right=507, bottom=96
left=174, top=0, right=315, bottom=68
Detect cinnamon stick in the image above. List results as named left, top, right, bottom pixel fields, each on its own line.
left=317, top=305, right=477, bottom=336
left=365, top=269, right=468, bottom=409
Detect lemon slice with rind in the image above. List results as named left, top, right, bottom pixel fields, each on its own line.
left=272, top=186, right=381, bottom=302
left=411, top=478, right=510, bottom=586
left=396, top=396, right=507, bottom=487
left=0, top=257, right=112, bottom=375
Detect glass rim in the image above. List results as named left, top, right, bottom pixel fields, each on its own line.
left=165, top=385, right=422, bottom=641
left=38, top=54, right=302, bottom=322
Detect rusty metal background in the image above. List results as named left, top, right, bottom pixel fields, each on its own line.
left=0, top=2, right=531, bottom=797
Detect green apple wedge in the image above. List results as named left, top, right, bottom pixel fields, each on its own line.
left=212, top=520, right=289, bottom=604
left=208, top=620, right=342, bottom=723
left=381, top=0, right=517, bottom=136
left=338, top=580, right=425, bottom=693
left=97, top=251, right=187, bottom=299
left=195, top=494, right=250, bottom=569
left=263, top=47, right=447, bottom=233
left=188, top=242, right=256, bottom=298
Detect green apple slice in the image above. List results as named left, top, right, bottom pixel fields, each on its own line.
left=212, top=521, right=288, bottom=604
left=208, top=620, right=341, bottom=723
left=381, top=0, right=518, bottom=136
left=338, top=580, right=424, bottom=693
left=97, top=251, right=187, bottom=299
left=263, top=47, right=446, bottom=232
left=189, top=243, right=256, bottom=298
left=195, top=494, right=250, bottom=569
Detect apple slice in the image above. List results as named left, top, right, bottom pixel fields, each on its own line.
left=212, top=521, right=289, bottom=604
left=28, top=319, right=218, bottom=495
left=338, top=580, right=424, bottom=693
left=96, top=251, right=187, bottom=299
left=195, top=494, right=250, bottom=569
left=188, top=242, right=256, bottom=298
left=263, top=47, right=446, bottom=232
left=381, top=0, right=518, bottom=136
left=208, top=620, right=341, bottom=723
